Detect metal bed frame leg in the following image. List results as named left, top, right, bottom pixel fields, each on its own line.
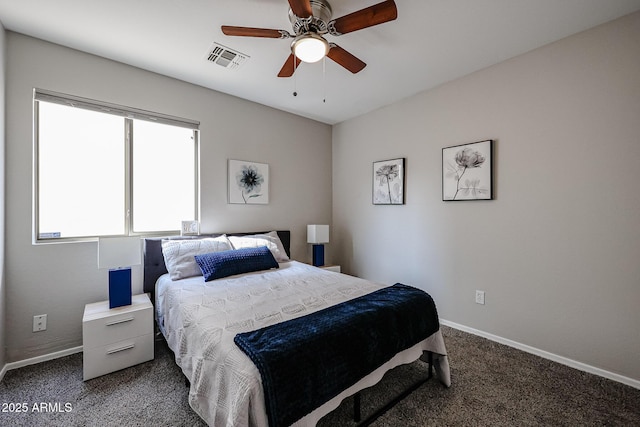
left=352, top=351, right=434, bottom=426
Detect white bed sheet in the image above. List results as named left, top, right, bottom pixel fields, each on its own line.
left=156, top=261, right=449, bottom=427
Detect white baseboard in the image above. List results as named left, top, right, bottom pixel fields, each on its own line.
left=0, top=363, right=7, bottom=382
left=1, top=346, right=83, bottom=381
left=440, top=319, right=640, bottom=390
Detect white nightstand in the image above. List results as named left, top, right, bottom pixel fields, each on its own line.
left=82, top=293, right=154, bottom=381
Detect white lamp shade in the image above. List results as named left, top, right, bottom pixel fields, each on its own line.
left=98, top=237, right=142, bottom=269
left=292, top=33, right=329, bottom=63
left=307, top=225, right=329, bottom=244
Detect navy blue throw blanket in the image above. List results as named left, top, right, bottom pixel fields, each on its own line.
left=234, top=283, right=440, bottom=427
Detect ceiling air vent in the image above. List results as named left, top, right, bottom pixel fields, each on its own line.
left=206, top=42, right=249, bottom=70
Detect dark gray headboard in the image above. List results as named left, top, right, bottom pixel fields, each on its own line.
left=143, top=230, right=291, bottom=295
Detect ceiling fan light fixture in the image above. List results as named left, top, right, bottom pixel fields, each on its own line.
left=291, top=33, right=329, bottom=63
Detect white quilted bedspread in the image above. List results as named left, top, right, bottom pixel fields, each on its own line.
left=156, top=261, right=449, bottom=427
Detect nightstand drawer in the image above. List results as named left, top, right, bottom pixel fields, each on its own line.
left=83, top=306, right=151, bottom=348
left=83, top=294, right=153, bottom=348
left=83, top=333, right=154, bottom=380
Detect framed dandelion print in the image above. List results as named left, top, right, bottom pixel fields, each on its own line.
left=228, top=159, right=269, bottom=204
left=442, top=140, right=493, bottom=201
left=373, top=158, right=405, bottom=205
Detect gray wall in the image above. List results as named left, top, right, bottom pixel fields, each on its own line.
left=5, top=33, right=332, bottom=362
left=332, top=12, right=640, bottom=382
left=0, top=22, right=6, bottom=370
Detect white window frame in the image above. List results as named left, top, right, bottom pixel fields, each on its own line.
left=33, top=88, right=200, bottom=243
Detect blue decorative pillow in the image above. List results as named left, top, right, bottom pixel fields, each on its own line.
left=194, top=246, right=279, bottom=281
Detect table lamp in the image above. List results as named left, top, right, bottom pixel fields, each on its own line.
left=98, top=237, right=141, bottom=308
left=307, top=224, right=329, bottom=267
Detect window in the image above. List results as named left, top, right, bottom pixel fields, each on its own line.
left=34, top=89, right=199, bottom=242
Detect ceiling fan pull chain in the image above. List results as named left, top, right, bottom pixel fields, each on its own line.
left=293, top=58, right=298, bottom=97
left=322, top=56, right=326, bottom=103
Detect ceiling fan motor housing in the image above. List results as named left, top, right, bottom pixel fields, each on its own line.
left=289, top=0, right=333, bottom=35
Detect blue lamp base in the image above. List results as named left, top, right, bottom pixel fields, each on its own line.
left=109, top=268, right=132, bottom=309
left=312, top=244, right=325, bottom=267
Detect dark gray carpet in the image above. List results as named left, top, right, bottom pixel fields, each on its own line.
left=1, top=326, right=638, bottom=426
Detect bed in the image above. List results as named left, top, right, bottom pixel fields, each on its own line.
left=143, top=231, right=450, bottom=426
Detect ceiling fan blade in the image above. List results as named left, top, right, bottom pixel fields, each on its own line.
left=278, top=54, right=302, bottom=78
left=288, top=0, right=313, bottom=18
left=221, top=25, right=288, bottom=39
left=327, top=44, right=366, bottom=74
left=330, top=0, right=397, bottom=35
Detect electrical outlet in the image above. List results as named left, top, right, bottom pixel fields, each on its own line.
left=475, top=290, right=485, bottom=305
left=33, top=314, right=47, bottom=332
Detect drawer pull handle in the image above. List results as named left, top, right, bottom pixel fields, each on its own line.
left=105, top=316, right=134, bottom=326
left=107, top=343, right=135, bottom=355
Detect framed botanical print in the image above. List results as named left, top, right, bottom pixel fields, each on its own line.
left=228, top=159, right=269, bottom=204
left=373, top=158, right=405, bottom=205
left=442, top=140, right=493, bottom=201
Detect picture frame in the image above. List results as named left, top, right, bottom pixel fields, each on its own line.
left=181, top=220, right=199, bottom=236
left=442, top=140, right=493, bottom=201
left=373, top=158, right=405, bottom=205
left=228, top=159, right=269, bottom=204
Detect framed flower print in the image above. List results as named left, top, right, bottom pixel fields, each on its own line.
left=228, top=159, right=269, bottom=204
left=373, top=158, right=405, bottom=205
left=442, top=140, right=493, bottom=201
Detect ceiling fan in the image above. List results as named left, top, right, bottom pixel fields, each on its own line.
left=221, top=0, right=397, bottom=77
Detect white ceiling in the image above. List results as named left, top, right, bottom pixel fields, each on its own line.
left=1, top=0, right=639, bottom=124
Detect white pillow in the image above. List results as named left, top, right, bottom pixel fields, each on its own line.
left=162, top=236, right=233, bottom=280
left=228, top=231, right=290, bottom=262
